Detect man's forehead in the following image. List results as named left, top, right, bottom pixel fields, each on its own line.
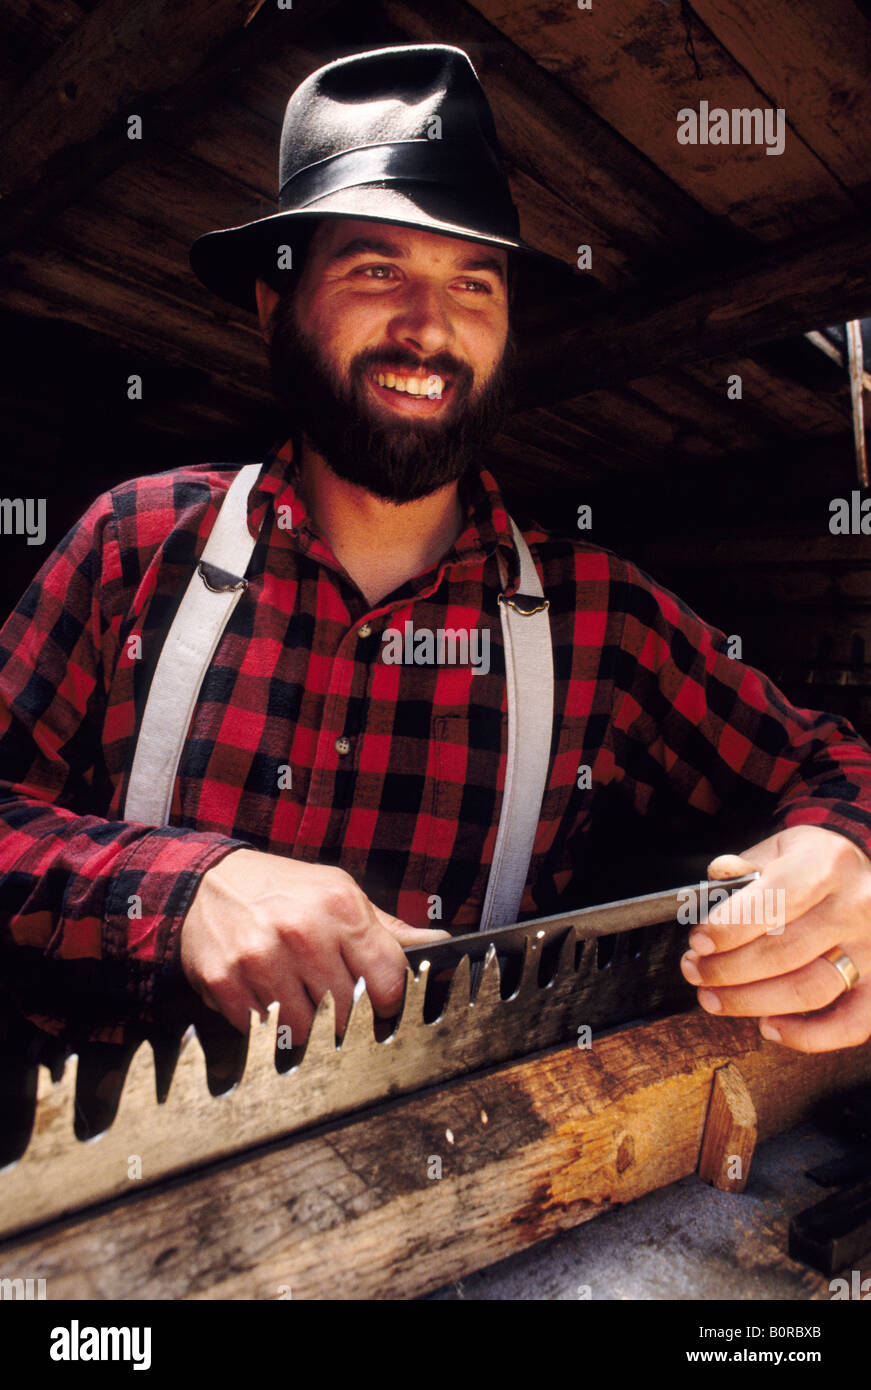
left=311, top=218, right=508, bottom=278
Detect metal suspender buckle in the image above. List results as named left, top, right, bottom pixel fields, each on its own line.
left=197, top=561, right=249, bottom=594
left=498, top=592, right=550, bottom=616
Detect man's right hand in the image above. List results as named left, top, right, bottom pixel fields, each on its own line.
left=179, top=848, right=449, bottom=1040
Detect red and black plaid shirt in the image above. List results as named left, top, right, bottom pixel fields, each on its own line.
left=2, top=436, right=871, bottom=1042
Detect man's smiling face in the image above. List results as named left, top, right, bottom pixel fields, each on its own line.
left=260, top=218, right=513, bottom=502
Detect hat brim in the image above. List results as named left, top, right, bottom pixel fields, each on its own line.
left=189, top=184, right=600, bottom=366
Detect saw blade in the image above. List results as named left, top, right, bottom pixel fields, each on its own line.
left=404, top=873, right=758, bottom=970
left=0, top=875, right=752, bottom=1239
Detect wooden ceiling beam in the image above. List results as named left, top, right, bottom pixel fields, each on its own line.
left=473, top=0, right=859, bottom=240
left=690, top=0, right=871, bottom=198
left=0, top=0, right=340, bottom=254
left=518, top=217, right=871, bottom=408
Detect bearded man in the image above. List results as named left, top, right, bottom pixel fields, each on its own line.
left=1, top=45, right=870, bottom=1058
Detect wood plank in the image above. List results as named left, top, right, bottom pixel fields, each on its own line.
left=1, top=0, right=268, bottom=194
left=83, top=142, right=278, bottom=254
left=3, top=243, right=270, bottom=402
left=559, top=387, right=697, bottom=462
left=474, top=0, right=859, bottom=239
left=498, top=405, right=659, bottom=479
left=579, top=434, right=862, bottom=524
left=2, top=1012, right=870, bottom=1300
left=504, top=166, right=636, bottom=292
left=698, top=1063, right=757, bottom=1193
left=629, top=369, right=780, bottom=456
left=160, top=98, right=281, bottom=203
left=692, top=0, right=871, bottom=197
left=231, top=48, right=326, bottom=127
left=685, top=356, right=852, bottom=439
left=484, top=430, right=637, bottom=491
left=518, top=217, right=871, bottom=407
left=0, top=0, right=341, bottom=252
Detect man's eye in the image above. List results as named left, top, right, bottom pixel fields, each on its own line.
left=457, top=279, right=491, bottom=294
left=359, top=265, right=394, bottom=280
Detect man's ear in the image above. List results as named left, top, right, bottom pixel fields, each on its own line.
left=255, top=279, right=281, bottom=342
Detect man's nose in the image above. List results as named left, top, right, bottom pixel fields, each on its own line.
left=388, top=281, right=453, bottom=356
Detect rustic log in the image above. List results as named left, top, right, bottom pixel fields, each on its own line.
left=2, top=1011, right=870, bottom=1300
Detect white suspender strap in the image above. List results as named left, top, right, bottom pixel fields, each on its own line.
left=479, top=518, right=554, bottom=931
left=122, top=463, right=262, bottom=824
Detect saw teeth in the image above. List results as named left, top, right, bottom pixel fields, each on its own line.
left=245, top=999, right=282, bottom=1073
left=512, top=935, right=542, bottom=1003
left=74, top=1044, right=137, bottom=1141
left=298, top=991, right=338, bottom=1068
left=437, top=954, right=472, bottom=1023
left=471, top=944, right=502, bottom=1008
left=339, top=982, right=377, bottom=1053
left=395, top=963, right=429, bottom=1039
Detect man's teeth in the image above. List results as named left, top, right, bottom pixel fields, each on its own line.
left=374, top=372, right=445, bottom=400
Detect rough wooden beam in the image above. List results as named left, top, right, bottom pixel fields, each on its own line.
left=1, top=1, right=266, bottom=194
left=0, top=0, right=340, bottom=253
left=474, top=0, right=858, bottom=239
left=3, top=242, right=271, bottom=396
left=691, top=0, right=871, bottom=199
left=519, top=218, right=871, bottom=407
left=2, top=1011, right=871, bottom=1300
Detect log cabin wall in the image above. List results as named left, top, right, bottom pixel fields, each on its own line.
left=1, top=0, right=870, bottom=747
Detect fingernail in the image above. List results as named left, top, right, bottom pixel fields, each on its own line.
left=759, top=1022, right=781, bottom=1043
left=689, top=931, right=715, bottom=956
left=681, top=951, right=703, bottom=985
left=698, top=989, right=722, bottom=1014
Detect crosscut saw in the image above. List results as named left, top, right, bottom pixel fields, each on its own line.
left=0, top=874, right=755, bottom=1239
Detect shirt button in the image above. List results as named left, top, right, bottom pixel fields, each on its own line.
left=358, top=622, right=373, bottom=638
left=335, top=736, right=351, bottom=756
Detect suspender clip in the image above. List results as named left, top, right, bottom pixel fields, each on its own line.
left=498, top=592, right=550, bottom=616
left=197, top=561, right=248, bottom=594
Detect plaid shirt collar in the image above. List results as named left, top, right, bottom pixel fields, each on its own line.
left=247, top=436, right=524, bottom=596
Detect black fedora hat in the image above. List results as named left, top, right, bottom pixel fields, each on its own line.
left=190, top=44, right=596, bottom=377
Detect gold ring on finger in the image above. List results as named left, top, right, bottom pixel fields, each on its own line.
left=821, top=946, right=860, bottom=993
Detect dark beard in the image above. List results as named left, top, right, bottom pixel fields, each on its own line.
left=268, top=295, right=513, bottom=502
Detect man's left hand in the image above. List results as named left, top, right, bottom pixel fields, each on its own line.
left=680, top=825, right=871, bottom=1052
